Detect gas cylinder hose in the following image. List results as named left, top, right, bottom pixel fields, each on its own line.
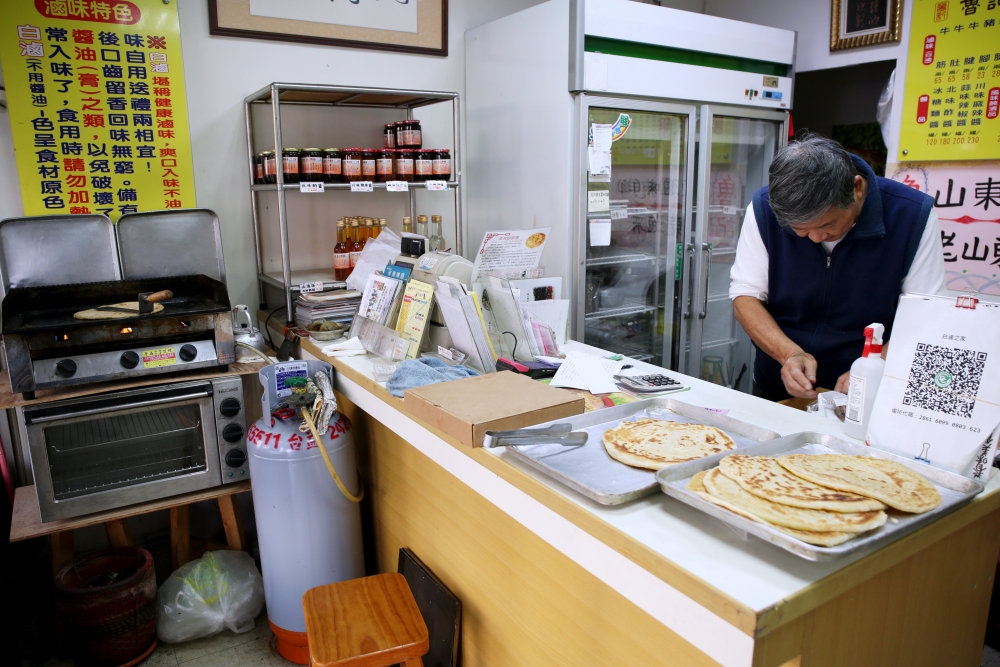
left=235, top=341, right=275, bottom=365
left=301, top=406, right=364, bottom=503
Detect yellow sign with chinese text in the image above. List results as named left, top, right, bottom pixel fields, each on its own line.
left=0, top=0, right=196, bottom=220
left=898, top=0, right=1000, bottom=161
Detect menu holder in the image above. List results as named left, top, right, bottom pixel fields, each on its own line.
left=349, top=313, right=409, bottom=362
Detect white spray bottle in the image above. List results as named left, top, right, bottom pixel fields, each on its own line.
left=844, top=323, right=886, bottom=441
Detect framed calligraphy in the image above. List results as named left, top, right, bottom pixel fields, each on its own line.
left=208, top=0, right=447, bottom=57
left=831, top=0, right=903, bottom=51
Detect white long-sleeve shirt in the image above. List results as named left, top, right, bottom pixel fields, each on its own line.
left=729, top=205, right=946, bottom=302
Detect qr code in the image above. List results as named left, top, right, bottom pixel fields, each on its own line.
left=902, top=343, right=987, bottom=418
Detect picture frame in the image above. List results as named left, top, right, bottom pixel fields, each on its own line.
left=208, top=0, right=448, bottom=57
left=830, top=0, right=902, bottom=51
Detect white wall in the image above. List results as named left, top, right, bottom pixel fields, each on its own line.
left=0, top=0, right=546, bottom=311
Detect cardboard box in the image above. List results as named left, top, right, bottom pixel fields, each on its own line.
left=404, top=371, right=585, bottom=448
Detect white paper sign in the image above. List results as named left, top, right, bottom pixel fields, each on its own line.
left=350, top=181, right=373, bottom=193
left=471, top=228, right=551, bottom=282
left=610, top=208, right=629, bottom=220
left=298, top=281, right=324, bottom=294
left=386, top=181, right=409, bottom=192
left=425, top=180, right=449, bottom=191
left=299, top=182, right=324, bottom=193
left=589, top=219, right=611, bottom=246
left=587, top=147, right=611, bottom=177
left=591, top=123, right=613, bottom=152
left=867, top=294, right=1000, bottom=479
left=588, top=190, right=610, bottom=213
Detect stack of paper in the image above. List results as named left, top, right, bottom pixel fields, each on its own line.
left=433, top=277, right=496, bottom=374
left=294, top=290, right=362, bottom=325
left=394, top=279, right=435, bottom=359
left=550, top=353, right=625, bottom=395
left=359, top=274, right=404, bottom=327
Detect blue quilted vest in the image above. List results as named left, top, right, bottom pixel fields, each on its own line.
left=750, top=155, right=934, bottom=399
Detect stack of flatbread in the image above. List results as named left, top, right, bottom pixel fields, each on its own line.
left=602, top=418, right=736, bottom=470
left=687, top=453, right=943, bottom=547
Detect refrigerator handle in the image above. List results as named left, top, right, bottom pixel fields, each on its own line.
left=698, top=243, right=713, bottom=319
left=683, top=243, right=696, bottom=319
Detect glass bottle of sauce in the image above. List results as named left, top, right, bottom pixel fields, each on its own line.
left=323, top=148, right=342, bottom=183
left=281, top=148, right=301, bottom=183
left=376, top=219, right=386, bottom=238
left=394, top=149, right=414, bottom=182
left=384, top=123, right=396, bottom=149
left=349, top=219, right=363, bottom=268
left=416, top=214, right=429, bottom=238
left=402, top=216, right=413, bottom=234
left=395, top=121, right=409, bottom=148
left=254, top=153, right=264, bottom=184
left=301, top=148, right=324, bottom=182
left=432, top=149, right=451, bottom=180
left=343, top=148, right=362, bottom=182
left=361, top=149, right=376, bottom=181
left=415, top=149, right=433, bottom=182
left=376, top=149, right=394, bottom=182
left=262, top=151, right=276, bottom=184
left=334, top=219, right=351, bottom=281
left=409, top=120, right=422, bottom=149
left=364, top=218, right=375, bottom=245
left=429, top=215, right=445, bottom=251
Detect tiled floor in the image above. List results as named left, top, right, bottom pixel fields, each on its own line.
left=37, top=610, right=292, bottom=667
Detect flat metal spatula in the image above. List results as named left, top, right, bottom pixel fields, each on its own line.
left=483, top=423, right=588, bottom=448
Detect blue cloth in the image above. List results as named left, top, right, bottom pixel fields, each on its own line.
left=385, top=357, right=479, bottom=397
left=750, top=154, right=934, bottom=400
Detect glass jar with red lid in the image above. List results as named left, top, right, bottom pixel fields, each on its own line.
left=432, top=149, right=452, bottom=179
left=323, top=148, right=342, bottom=183
left=300, top=148, right=324, bottom=182
left=280, top=148, right=301, bottom=183
left=393, top=121, right=408, bottom=148
left=361, top=149, right=376, bottom=181
left=408, top=120, right=423, bottom=149
left=342, top=148, right=363, bottom=182
left=414, top=149, right=434, bottom=182
left=376, top=149, right=395, bottom=182
left=383, top=124, right=396, bottom=149
left=394, top=149, right=414, bottom=182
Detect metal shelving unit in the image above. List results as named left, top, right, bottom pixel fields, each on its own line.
left=244, top=83, right=462, bottom=318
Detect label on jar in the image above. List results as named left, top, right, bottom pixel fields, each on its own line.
left=302, top=156, right=323, bottom=174
left=361, top=159, right=376, bottom=177
left=398, top=128, right=411, bottom=146
left=256, top=163, right=263, bottom=180
left=350, top=181, right=373, bottom=192
left=264, top=157, right=276, bottom=176
left=282, top=156, right=299, bottom=173
left=323, top=157, right=342, bottom=175
left=395, top=158, right=413, bottom=175
left=384, top=134, right=395, bottom=149
left=386, top=181, right=409, bottom=192
left=376, top=158, right=394, bottom=175
left=411, top=129, right=422, bottom=145
left=432, top=159, right=451, bottom=176
left=349, top=250, right=362, bottom=266
left=299, top=182, right=324, bottom=193
left=415, top=158, right=432, bottom=176
left=333, top=252, right=351, bottom=269
left=343, top=159, right=361, bottom=177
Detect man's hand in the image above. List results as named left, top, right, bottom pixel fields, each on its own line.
left=834, top=371, right=851, bottom=394
left=781, top=351, right=819, bottom=398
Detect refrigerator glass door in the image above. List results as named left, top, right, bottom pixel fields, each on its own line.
left=578, top=98, right=695, bottom=367
left=688, top=106, right=787, bottom=391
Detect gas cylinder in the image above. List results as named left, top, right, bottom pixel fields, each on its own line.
left=247, top=360, right=364, bottom=664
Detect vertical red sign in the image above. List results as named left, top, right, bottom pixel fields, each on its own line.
left=915, top=95, right=929, bottom=124
left=988, top=88, right=1000, bottom=120
left=922, top=35, right=935, bottom=65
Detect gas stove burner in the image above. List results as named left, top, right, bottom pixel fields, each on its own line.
left=2, top=274, right=234, bottom=399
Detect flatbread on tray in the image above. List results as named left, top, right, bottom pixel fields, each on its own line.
left=686, top=471, right=854, bottom=547
left=777, top=454, right=942, bottom=514
left=718, top=454, right=886, bottom=512
left=602, top=417, right=736, bottom=470
left=74, top=302, right=164, bottom=320
left=702, top=469, right=887, bottom=534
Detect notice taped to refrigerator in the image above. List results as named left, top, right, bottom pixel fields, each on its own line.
left=868, top=294, right=1000, bottom=479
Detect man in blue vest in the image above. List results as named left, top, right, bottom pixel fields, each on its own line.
left=730, top=134, right=945, bottom=402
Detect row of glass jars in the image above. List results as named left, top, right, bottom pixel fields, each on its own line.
left=254, top=147, right=451, bottom=184
left=383, top=120, right=422, bottom=149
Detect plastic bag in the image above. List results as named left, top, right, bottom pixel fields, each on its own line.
left=156, top=550, right=265, bottom=643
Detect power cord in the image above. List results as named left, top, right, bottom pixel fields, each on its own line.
left=263, top=304, right=287, bottom=352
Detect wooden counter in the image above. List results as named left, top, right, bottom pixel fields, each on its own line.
left=279, top=330, right=1000, bottom=666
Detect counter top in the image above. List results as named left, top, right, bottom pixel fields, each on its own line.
left=288, top=332, right=1000, bottom=665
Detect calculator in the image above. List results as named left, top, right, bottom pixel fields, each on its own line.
left=613, top=373, right=684, bottom=393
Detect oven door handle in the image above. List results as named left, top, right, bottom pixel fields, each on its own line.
left=25, top=389, right=213, bottom=424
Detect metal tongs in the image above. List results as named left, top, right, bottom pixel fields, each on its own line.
left=482, top=423, right=588, bottom=448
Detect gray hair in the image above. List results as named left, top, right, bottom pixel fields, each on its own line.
left=767, top=134, right=858, bottom=227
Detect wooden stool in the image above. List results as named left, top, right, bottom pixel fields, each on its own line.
left=303, top=573, right=429, bottom=667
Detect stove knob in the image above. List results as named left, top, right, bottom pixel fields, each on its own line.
left=222, top=423, right=244, bottom=443
left=120, top=351, right=140, bottom=369
left=55, top=359, right=77, bottom=378
left=225, top=448, right=247, bottom=468
left=219, top=398, right=242, bottom=418
left=178, top=344, right=198, bottom=362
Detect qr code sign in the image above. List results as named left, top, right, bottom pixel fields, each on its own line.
left=902, top=343, right=987, bottom=419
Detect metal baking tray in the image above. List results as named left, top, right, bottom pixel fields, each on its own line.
left=501, top=398, right=780, bottom=505
left=656, top=432, right=985, bottom=561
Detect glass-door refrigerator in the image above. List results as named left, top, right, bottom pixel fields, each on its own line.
left=682, top=107, right=789, bottom=392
